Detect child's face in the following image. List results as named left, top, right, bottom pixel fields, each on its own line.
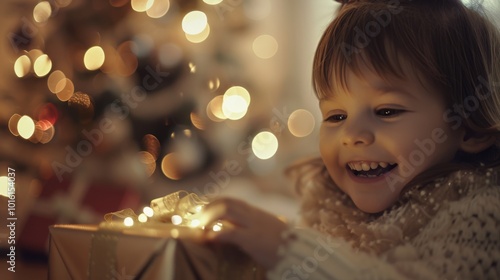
left=319, top=67, right=464, bottom=213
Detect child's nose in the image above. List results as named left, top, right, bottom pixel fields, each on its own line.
left=341, top=125, right=375, bottom=147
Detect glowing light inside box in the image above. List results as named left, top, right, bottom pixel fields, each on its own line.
left=212, top=223, right=222, bottom=232
left=190, top=219, right=201, bottom=228
left=138, top=213, right=148, bottom=223
left=124, top=217, right=134, bottom=227
left=171, top=215, right=183, bottom=225
left=143, top=206, right=154, bottom=217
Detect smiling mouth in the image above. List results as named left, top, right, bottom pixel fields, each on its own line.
left=347, top=161, right=397, bottom=178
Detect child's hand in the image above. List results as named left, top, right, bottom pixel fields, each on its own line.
left=199, top=197, right=288, bottom=269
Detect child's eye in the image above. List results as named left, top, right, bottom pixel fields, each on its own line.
left=376, top=108, right=405, bottom=117
left=324, top=114, right=347, bottom=122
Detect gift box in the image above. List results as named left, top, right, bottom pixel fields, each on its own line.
left=48, top=223, right=267, bottom=280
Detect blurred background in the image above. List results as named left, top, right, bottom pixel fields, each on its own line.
left=0, top=0, right=339, bottom=278
left=0, top=0, right=498, bottom=278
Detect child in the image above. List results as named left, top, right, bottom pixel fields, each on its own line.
left=200, top=0, right=500, bottom=279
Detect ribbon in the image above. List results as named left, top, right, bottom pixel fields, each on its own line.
left=103, top=191, right=209, bottom=228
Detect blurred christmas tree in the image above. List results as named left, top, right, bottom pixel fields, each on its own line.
left=0, top=0, right=326, bottom=257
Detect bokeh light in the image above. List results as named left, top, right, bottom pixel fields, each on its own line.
left=206, top=95, right=226, bottom=122
left=143, top=134, right=161, bottom=159
left=34, top=120, right=55, bottom=144
left=252, top=131, right=278, bottom=160
left=37, top=103, right=59, bottom=124
left=189, top=62, right=196, bottom=73
left=161, top=153, right=183, bottom=180
left=220, top=86, right=251, bottom=120
left=182, top=11, right=208, bottom=35
left=33, top=1, right=52, bottom=23
left=8, top=114, right=22, bottom=136
left=17, top=115, right=36, bottom=140
left=146, top=0, right=170, bottom=18
left=207, top=77, right=220, bottom=92
left=139, top=151, right=156, bottom=177
left=288, top=109, right=315, bottom=137
left=0, top=177, right=9, bottom=197
left=131, top=0, right=154, bottom=12
left=253, top=34, right=278, bottom=59
left=190, top=112, right=206, bottom=130
left=84, top=46, right=105, bottom=71
left=55, top=78, right=75, bottom=101
left=115, top=41, right=139, bottom=76
left=185, top=24, right=210, bottom=43
left=222, top=95, right=248, bottom=120
left=203, top=0, right=223, bottom=4
left=34, top=54, right=52, bottom=77
left=47, top=70, right=67, bottom=94
left=14, top=55, right=31, bottom=78
left=224, top=86, right=251, bottom=105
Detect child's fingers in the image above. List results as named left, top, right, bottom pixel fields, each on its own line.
left=198, top=197, right=252, bottom=228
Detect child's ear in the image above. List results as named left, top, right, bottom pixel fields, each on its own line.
left=459, top=131, right=496, bottom=154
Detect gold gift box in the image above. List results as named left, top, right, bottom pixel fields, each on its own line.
left=48, top=224, right=266, bottom=280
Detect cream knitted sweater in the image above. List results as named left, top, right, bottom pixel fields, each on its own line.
left=267, top=167, right=500, bottom=279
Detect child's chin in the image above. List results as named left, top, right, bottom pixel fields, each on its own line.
left=351, top=198, right=394, bottom=214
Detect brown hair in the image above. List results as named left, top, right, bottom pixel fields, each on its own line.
left=310, top=0, right=500, bottom=184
